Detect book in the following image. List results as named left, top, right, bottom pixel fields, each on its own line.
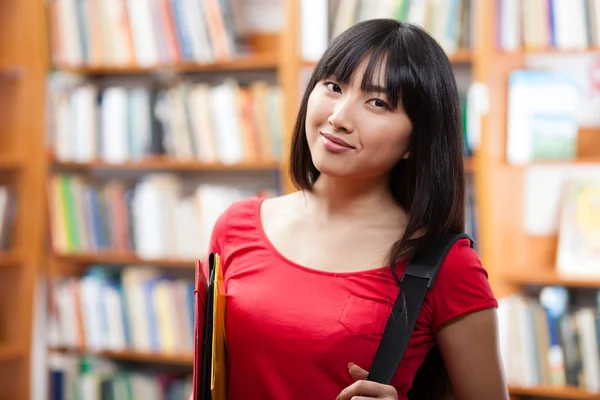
left=556, top=178, right=600, bottom=277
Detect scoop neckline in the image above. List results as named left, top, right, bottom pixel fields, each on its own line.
left=253, top=195, right=394, bottom=278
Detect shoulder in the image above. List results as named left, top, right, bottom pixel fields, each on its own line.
left=435, top=237, right=491, bottom=287
left=217, top=195, right=263, bottom=226
left=208, top=196, right=263, bottom=252
left=209, top=192, right=301, bottom=249
left=437, top=237, right=488, bottom=280
left=424, top=237, right=498, bottom=333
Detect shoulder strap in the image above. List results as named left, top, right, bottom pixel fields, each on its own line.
left=366, top=232, right=473, bottom=385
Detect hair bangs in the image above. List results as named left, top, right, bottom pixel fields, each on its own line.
left=313, top=21, right=417, bottom=109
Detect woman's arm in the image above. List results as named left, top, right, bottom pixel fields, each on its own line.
left=436, top=308, right=509, bottom=400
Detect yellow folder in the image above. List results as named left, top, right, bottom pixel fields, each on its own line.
left=211, top=253, right=227, bottom=400
left=192, top=252, right=227, bottom=400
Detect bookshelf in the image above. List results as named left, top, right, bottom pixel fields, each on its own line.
left=42, top=0, right=289, bottom=398
left=476, top=0, right=600, bottom=398
left=10, top=0, right=599, bottom=398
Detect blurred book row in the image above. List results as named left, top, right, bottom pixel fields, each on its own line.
left=498, top=0, right=600, bottom=51
left=49, top=0, right=247, bottom=67
left=49, top=354, right=191, bottom=400
left=48, top=266, right=194, bottom=354
left=48, top=174, right=275, bottom=259
left=0, top=186, right=17, bottom=252
left=499, top=287, right=600, bottom=393
left=328, top=0, right=473, bottom=54
left=47, top=75, right=284, bottom=165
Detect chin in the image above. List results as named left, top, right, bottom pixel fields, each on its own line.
left=310, top=151, right=357, bottom=178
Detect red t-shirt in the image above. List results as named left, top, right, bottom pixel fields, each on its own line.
left=206, top=196, right=497, bottom=400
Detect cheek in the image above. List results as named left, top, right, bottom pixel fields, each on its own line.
left=361, top=119, right=412, bottom=160
left=306, top=92, right=332, bottom=136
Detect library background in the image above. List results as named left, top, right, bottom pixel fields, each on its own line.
left=0, top=0, right=599, bottom=399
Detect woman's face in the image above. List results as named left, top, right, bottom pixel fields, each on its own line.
left=305, top=57, right=413, bottom=180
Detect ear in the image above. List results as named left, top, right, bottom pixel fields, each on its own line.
left=401, top=151, right=410, bottom=160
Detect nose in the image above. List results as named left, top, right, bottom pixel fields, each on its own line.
left=327, top=97, right=354, bottom=133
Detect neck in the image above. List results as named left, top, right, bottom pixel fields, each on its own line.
left=304, top=174, right=399, bottom=223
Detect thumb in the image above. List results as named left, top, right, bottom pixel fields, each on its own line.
left=348, top=362, right=369, bottom=381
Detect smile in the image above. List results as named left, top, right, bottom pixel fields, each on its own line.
left=320, top=132, right=355, bottom=153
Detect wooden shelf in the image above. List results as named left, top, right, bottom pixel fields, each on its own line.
left=501, top=47, right=600, bottom=57
left=53, top=53, right=278, bottom=75
left=512, top=158, right=600, bottom=166
left=301, top=48, right=472, bottom=68
left=0, top=252, right=20, bottom=268
left=446, top=48, right=473, bottom=63
left=53, top=252, right=195, bottom=268
left=0, top=65, right=27, bottom=80
left=505, top=271, right=600, bottom=288
left=51, top=157, right=280, bottom=172
left=0, top=156, right=23, bottom=171
left=0, top=345, right=23, bottom=361
left=508, top=385, right=600, bottom=399
left=49, top=347, right=193, bottom=365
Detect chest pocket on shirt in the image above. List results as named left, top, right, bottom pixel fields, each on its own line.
left=339, top=295, right=392, bottom=336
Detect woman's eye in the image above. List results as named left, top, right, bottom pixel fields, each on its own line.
left=325, top=82, right=341, bottom=93
left=369, top=99, right=389, bottom=109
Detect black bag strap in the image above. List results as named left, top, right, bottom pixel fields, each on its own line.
left=367, top=232, right=473, bottom=384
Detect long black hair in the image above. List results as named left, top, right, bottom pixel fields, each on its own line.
left=290, top=18, right=465, bottom=275
left=288, top=19, right=466, bottom=398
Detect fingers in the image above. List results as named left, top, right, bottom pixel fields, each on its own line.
left=348, top=362, right=369, bottom=381
left=337, top=379, right=396, bottom=400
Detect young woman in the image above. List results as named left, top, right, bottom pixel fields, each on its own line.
left=200, top=19, right=508, bottom=400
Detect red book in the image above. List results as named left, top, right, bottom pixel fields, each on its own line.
left=192, top=259, right=208, bottom=400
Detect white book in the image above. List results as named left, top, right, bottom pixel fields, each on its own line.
left=188, top=84, right=218, bottom=162
left=301, top=0, right=328, bottom=61
left=121, top=268, right=155, bottom=351
left=100, top=87, right=129, bottom=163
left=210, top=81, right=244, bottom=164
left=103, top=282, right=127, bottom=350
left=575, top=309, right=600, bottom=392
left=126, top=0, right=159, bottom=66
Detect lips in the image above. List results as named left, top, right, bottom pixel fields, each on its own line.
left=320, top=132, right=355, bottom=149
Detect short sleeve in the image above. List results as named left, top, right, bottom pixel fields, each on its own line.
left=207, top=207, right=229, bottom=256
left=425, top=238, right=498, bottom=334
left=203, top=206, right=230, bottom=277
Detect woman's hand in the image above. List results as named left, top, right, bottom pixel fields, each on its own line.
left=336, top=363, right=398, bottom=400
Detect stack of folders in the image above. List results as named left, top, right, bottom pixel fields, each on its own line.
left=193, top=253, right=227, bottom=400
